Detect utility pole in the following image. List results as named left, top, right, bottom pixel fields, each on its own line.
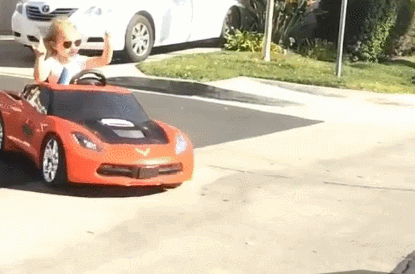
left=335, top=0, right=348, bottom=77
left=262, top=0, right=275, bottom=62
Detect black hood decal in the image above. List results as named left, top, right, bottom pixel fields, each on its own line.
left=74, top=119, right=168, bottom=145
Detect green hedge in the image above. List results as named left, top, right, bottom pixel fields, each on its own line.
left=351, top=0, right=398, bottom=62
left=314, top=0, right=415, bottom=60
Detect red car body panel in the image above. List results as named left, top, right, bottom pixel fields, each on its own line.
left=0, top=83, right=194, bottom=187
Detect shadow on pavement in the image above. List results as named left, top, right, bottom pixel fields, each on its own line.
left=150, top=38, right=221, bottom=55
left=0, top=152, right=165, bottom=198
left=108, top=76, right=301, bottom=107
left=84, top=39, right=221, bottom=64
left=111, top=38, right=222, bottom=64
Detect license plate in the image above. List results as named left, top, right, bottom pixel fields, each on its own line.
left=138, top=167, right=159, bottom=179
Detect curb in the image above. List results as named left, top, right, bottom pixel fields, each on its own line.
left=107, top=76, right=300, bottom=107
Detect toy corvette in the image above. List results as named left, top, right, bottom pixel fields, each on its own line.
left=0, top=71, right=193, bottom=187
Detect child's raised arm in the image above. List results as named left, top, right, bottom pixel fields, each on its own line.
left=84, top=32, right=113, bottom=69
left=33, top=37, right=51, bottom=82
left=32, top=37, right=50, bottom=81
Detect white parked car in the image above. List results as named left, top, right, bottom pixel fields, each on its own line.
left=12, top=0, right=243, bottom=61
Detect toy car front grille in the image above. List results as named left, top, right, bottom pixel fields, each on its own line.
left=158, top=164, right=183, bottom=175
left=97, top=163, right=183, bottom=179
left=26, top=6, right=78, bottom=21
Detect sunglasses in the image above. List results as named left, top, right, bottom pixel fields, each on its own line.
left=63, top=39, right=82, bottom=49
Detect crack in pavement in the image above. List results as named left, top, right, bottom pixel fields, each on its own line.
left=324, top=181, right=415, bottom=192
left=207, top=164, right=291, bottom=179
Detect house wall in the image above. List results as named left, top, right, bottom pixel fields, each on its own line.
left=0, top=0, right=16, bottom=34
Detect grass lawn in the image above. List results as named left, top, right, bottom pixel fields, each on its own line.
left=138, top=50, right=415, bottom=94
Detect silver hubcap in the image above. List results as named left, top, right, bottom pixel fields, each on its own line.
left=43, top=138, right=59, bottom=183
left=0, top=119, right=3, bottom=149
left=131, top=23, right=150, bottom=57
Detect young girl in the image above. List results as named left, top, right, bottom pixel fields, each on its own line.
left=33, top=16, right=113, bottom=84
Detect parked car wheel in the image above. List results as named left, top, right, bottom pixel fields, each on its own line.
left=124, top=14, right=155, bottom=62
left=41, top=135, right=67, bottom=186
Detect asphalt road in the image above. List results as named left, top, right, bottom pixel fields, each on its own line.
left=0, top=40, right=35, bottom=68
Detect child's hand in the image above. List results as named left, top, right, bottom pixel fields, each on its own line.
left=32, top=36, right=47, bottom=57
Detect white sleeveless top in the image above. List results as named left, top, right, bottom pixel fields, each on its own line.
left=44, top=55, right=86, bottom=85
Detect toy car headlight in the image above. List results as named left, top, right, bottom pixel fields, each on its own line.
left=16, top=2, right=23, bottom=14
left=175, top=135, right=187, bottom=154
left=73, top=132, right=101, bottom=151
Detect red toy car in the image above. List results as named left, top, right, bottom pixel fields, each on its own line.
left=0, top=71, right=193, bottom=187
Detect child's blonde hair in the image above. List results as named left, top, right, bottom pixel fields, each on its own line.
left=43, top=16, right=79, bottom=55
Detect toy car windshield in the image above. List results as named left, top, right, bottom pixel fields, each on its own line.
left=49, top=90, right=149, bottom=123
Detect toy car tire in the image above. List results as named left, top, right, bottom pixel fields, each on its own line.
left=162, top=182, right=183, bottom=189
left=124, top=14, right=155, bottom=62
left=41, top=135, right=68, bottom=186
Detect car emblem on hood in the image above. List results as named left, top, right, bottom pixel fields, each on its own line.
left=41, top=5, right=50, bottom=13
left=136, top=148, right=150, bottom=157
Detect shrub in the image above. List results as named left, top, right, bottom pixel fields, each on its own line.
left=224, top=30, right=264, bottom=52
left=314, top=0, right=415, bottom=59
left=351, top=0, right=398, bottom=62
left=243, top=0, right=309, bottom=46
left=388, top=25, right=415, bottom=56
left=314, top=0, right=386, bottom=44
left=386, top=0, right=415, bottom=56
left=298, top=38, right=337, bottom=62
left=272, top=0, right=308, bottom=46
left=224, top=30, right=284, bottom=53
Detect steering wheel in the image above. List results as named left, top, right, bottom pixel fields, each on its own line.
left=69, top=70, right=107, bottom=86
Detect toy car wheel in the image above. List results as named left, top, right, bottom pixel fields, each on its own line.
left=124, top=14, right=154, bottom=62
left=0, top=113, right=4, bottom=152
left=41, top=136, right=67, bottom=186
